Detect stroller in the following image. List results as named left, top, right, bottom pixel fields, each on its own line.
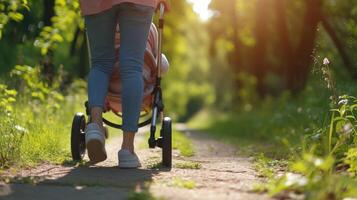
left=70, top=4, right=172, bottom=167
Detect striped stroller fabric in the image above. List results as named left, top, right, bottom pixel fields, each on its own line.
left=105, top=23, right=169, bottom=113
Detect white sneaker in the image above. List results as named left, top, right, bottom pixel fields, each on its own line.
left=85, top=123, right=107, bottom=164
left=118, top=149, right=141, bottom=168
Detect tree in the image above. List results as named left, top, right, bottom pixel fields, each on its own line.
left=42, top=0, right=55, bottom=83
left=208, top=0, right=356, bottom=98
left=252, top=0, right=271, bottom=96
left=288, top=0, right=322, bottom=92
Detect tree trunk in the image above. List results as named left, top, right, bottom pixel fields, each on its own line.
left=78, top=31, right=90, bottom=78
left=43, top=0, right=55, bottom=26
left=229, top=0, right=245, bottom=100
left=274, top=0, right=294, bottom=89
left=70, top=27, right=81, bottom=56
left=321, top=14, right=357, bottom=78
left=42, top=0, right=55, bottom=84
left=252, top=0, right=271, bottom=96
left=287, top=0, right=322, bottom=93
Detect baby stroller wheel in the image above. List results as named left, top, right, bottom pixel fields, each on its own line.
left=71, top=113, right=86, bottom=161
left=161, top=117, right=172, bottom=168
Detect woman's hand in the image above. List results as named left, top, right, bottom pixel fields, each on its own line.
left=156, top=0, right=171, bottom=12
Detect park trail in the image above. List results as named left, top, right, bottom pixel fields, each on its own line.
left=0, top=124, right=272, bottom=200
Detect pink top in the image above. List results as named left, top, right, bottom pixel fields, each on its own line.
left=79, top=0, right=157, bottom=16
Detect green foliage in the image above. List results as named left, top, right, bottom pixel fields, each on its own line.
left=0, top=83, right=17, bottom=114
left=328, top=95, right=357, bottom=157
left=34, top=0, right=82, bottom=55
left=0, top=83, right=23, bottom=168
left=162, top=0, right=214, bottom=120
left=0, top=0, right=28, bottom=39
left=0, top=68, right=86, bottom=168
left=207, top=0, right=357, bottom=98
left=267, top=154, right=357, bottom=200
left=345, top=148, right=357, bottom=176
left=267, top=65, right=357, bottom=198
left=10, top=65, right=64, bottom=110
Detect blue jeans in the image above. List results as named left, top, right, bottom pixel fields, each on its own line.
left=85, top=3, right=154, bottom=132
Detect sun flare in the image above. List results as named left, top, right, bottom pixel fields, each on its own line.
left=187, top=0, right=213, bottom=21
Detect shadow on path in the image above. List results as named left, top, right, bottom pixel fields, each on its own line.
left=1, top=159, right=168, bottom=200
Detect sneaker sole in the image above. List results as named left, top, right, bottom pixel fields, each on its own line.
left=87, top=139, right=107, bottom=164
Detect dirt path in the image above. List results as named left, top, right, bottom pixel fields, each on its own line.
left=0, top=124, right=272, bottom=200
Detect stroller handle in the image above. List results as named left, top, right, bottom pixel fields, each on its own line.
left=159, top=3, right=165, bottom=19
left=156, top=2, right=165, bottom=78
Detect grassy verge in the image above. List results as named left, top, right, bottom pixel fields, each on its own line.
left=0, top=66, right=87, bottom=169
left=16, top=92, right=86, bottom=166
left=187, top=105, right=306, bottom=158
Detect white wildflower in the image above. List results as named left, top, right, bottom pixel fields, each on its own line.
left=338, top=99, right=348, bottom=105
left=285, top=173, right=308, bottom=187
left=14, top=125, right=28, bottom=133
left=323, top=58, right=330, bottom=65
left=297, top=107, right=303, bottom=113
left=342, top=123, right=353, bottom=135
left=314, top=158, right=323, bottom=167
left=311, top=133, right=321, bottom=140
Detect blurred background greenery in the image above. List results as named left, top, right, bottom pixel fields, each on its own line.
left=1, top=0, right=356, bottom=119
left=0, top=0, right=357, bottom=199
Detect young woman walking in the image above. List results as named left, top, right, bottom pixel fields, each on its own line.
left=79, top=0, right=170, bottom=168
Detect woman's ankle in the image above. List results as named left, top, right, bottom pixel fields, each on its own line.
left=121, top=145, right=135, bottom=153
left=90, top=106, right=105, bottom=132
left=122, top=131, right=135, bottom=153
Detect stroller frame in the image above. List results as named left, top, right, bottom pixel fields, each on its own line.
left=71, top=4, right=172, bottom=168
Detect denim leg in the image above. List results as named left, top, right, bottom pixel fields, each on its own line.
left=85, top=8, right=117, bottom=109
left=118, top=4, right=154, bottom=132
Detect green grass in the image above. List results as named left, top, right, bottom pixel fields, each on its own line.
left=172, top=130, right=194, bottom=157
left=0, top=79, right=87, bottom=168
left=17, top=94, right=85, bottom=166
left=171, top=176, right=196, bottom=189
left=141, top=128, right=194, bottom=157
left=253, top=154, right=286, bottom=179
left=175, top=161, right=201, bottom=169
left=127, top=191, right=162, bottom=200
